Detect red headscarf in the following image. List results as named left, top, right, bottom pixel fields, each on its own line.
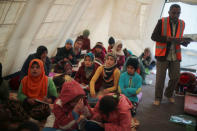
left=22, top=59, right=48, bottom=100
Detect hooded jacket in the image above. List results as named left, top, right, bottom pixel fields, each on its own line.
left=53, top=80, right=85, bottom=130
left=92, top=93, right=133, bottom=131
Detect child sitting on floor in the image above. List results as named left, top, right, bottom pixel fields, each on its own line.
left=43, top=80, right=92, bottom=131
left=73, top=37, right=83, bottom=62
left=91, top=42, right=106, bottom=64
left=86, top=93, right=133, bottom=131
left=54, top=39, right=76, bottom=65
left=175, top=72, right=197, bottom=95
left=18, top=59, right=58, bottom=121
left=90, top=53, right=120, bottom=97
left=122, top=55, right=147, bottom=85
left=119, top=58, right=142, bottom=116
left=20, top=45, right=51, bottom=81
left=74, top=53, right=102, bottom=91
left=139, top=47, right=155, bottom=70
left=107, top=36, right=115, bottom=52
left=111, top=41, right=125, bottom=70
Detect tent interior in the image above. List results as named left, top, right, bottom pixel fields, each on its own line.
left=1, top=0, right=196, bottom=76
left=0, top=0, right=197, bottom=130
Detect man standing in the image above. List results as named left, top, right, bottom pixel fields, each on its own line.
left=151, top=4, right=191, bottom=105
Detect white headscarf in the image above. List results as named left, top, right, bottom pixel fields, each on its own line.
left=112, top=40, right=124, bottom=56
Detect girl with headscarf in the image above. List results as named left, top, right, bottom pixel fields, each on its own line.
left=74, top=53, right=102, bottom=91
left=108, top=36, right=115, bottom=52
left=73, top=38, right=83, bottom=62
left=90, top=53, right=120, bottom=97
left=91, top=42, right=106, bottom=64
left=18, top=59, right=58, bottom=120
left=76, top=29, right=91, bottom=52
left=54, top=39, right=76, bottom=64
left=139, top=48, right=156, bottom=70
left=111, top=41, right=125, bottom=69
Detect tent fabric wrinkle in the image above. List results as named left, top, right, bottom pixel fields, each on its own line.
left=0, top=0, right=169, bottom=75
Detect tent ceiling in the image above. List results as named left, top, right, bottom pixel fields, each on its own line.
left=0, top=0, right=171, bottom=75
left=168, top=0, right=197, bottom=5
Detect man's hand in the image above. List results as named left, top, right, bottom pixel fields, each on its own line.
left=167, top=37, right=192, bottom=45
left=180, top=37, right=192, bottom=46
left=167, top=37, right=182, bottom=43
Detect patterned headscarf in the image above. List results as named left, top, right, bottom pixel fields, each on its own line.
left=84, top=52, right=95, bottom=78
left=103, top=53, right=117, bottom=80
left=85, top=52, right=94, bottom=61
left=105, top=52, right=117, bottom=64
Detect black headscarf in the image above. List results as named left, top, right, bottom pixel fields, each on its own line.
left=108, top=36, right=115, bottom=45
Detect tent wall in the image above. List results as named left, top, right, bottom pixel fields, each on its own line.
left=0, top=0, right=164, bottom=76
left=168, top=0, right=197, bottom=5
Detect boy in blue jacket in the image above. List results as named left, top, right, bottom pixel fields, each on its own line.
left=119, top=57, right=142, bottom=116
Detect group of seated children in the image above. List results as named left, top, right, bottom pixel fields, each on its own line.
left=0, top=29, right=157, bottom=130
left=43, top=79, right=133, bottom=131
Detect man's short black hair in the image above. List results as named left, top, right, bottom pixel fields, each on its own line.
left=169, top=4, right=181, bottom=11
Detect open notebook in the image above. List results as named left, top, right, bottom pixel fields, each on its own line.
left=183, top=34, right=197, bottom=42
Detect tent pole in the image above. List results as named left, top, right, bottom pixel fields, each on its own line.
left=160, top=0, right=167, bottom=18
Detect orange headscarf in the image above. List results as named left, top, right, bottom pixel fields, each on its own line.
left=22, top=59, right=48, bottom=100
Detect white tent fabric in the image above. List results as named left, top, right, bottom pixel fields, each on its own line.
left=169, top=0, right=197, bottom=5
left=2, top=0, right=193, bottom=76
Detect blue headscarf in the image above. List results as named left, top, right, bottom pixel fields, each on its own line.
left=85, top=52, right=94, bottom=61
left=127, top=50, right=133, bottom=55
left=65, top=39, right=73, bottom=46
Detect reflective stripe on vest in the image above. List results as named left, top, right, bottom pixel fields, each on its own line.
left=155, top=17, right=185, bottom=60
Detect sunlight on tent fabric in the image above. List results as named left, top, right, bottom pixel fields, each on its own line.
left=0, top=0, right=165, bottom=75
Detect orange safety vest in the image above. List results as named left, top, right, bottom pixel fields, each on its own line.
left=155, top=17, right=185, bottom=60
